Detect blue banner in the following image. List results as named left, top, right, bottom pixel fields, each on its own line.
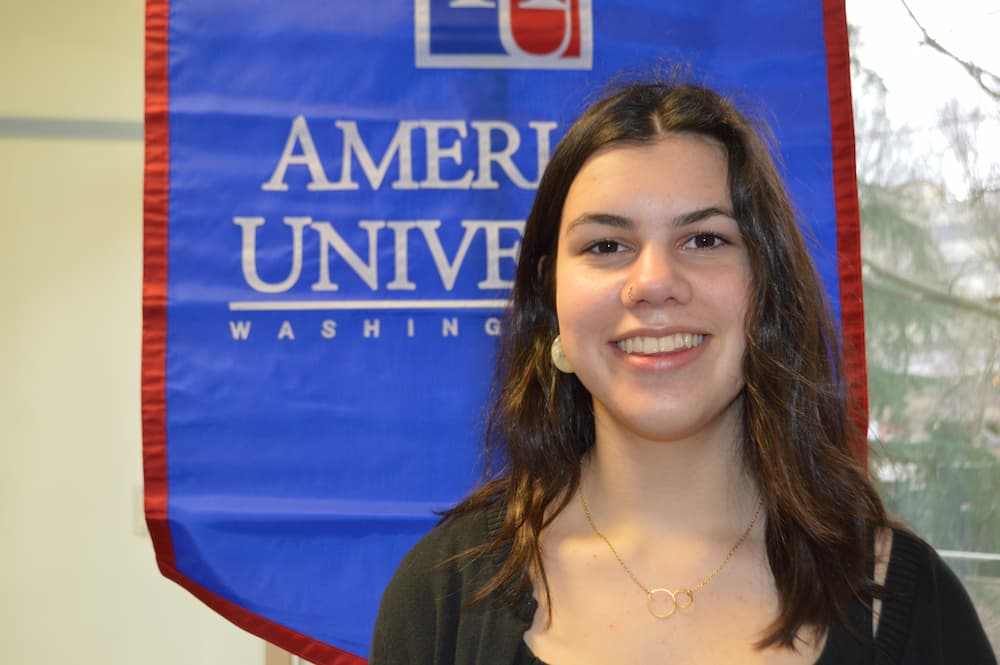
left=143, top=1, right=861, bottom=661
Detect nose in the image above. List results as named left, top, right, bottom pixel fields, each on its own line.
left=622, top=246, right=693, bottom=306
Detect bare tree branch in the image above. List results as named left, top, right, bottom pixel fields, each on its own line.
left=900, top=0, right=1000, bottom=101
left=863, top=258, right=1000, bottom=321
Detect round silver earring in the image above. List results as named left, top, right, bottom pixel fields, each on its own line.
left=551, top=335, right=574, bottom=374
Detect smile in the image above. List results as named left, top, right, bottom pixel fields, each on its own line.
left=616, top=333, right=705, bottom=355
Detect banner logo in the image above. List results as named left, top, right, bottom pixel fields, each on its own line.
left=415, top=0, right=593, bottom=69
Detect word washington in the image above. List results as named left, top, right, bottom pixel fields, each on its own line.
left=227, top=316, right=504, bottom=341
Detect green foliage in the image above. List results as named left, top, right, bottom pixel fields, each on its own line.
left=852, top=21, right=1000, bottom=559
left=851, top=11, right=1000, bottom=651
left=873, top=433, right=1000, bottom=555
left=859, top=184, right=947, bottom=276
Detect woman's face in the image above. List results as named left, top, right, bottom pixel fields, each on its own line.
left=554, top=133, right=751, bottom=445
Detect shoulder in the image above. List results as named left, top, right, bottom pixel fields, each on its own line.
left=369, top=502, right=506, bottom=664
left=407, top=503, right=501, bottom=569
left=380, top=503, right=500, bottom=606
left=884, top=529, right=969, bottom=604
left=877, top=529, right=996, bottom=664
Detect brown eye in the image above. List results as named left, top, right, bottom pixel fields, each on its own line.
left=588, top=239, right=623, bottom=254
left=684, top=233, right=725, bottom=250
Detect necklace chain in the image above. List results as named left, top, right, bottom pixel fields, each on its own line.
left=579, top=487, right=764, bottom=619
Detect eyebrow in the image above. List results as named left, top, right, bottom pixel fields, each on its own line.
left=564, top=206, right=735, bottom=233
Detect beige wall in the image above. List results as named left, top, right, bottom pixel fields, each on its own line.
left=1, top=2, right=265, bottom=663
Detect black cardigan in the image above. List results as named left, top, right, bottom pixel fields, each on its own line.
left=370, top=503, right=996, bottom=664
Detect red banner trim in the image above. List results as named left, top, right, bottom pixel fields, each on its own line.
left=142, top=0, right=173, bottom=570
left=141, top=1, right=365, bottom=661
left=823, top=0, right=869, bottom=462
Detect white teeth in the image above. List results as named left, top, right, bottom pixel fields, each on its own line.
left=617, top=333, right=704, bottom=355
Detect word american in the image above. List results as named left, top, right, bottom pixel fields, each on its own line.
left=262, top=116, right=558, bottom=191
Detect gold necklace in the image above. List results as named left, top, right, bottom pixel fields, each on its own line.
left=580, top=487, right=764, bottom=619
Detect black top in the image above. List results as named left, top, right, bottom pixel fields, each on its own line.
left=370, top=503, right=996, bottom=664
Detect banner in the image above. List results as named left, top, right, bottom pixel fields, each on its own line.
left=143, top=1, right=863, bottom=662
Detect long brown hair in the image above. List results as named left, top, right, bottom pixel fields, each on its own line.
left=449, top=78, right=888, bottom=648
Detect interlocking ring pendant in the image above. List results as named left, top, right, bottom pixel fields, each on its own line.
left=646, top=588, right=694, bottom=618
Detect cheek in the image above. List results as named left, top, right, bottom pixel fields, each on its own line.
left=553, top=260, right=586, bottom=330
left=554, top=287, right=585, bottom=340
left=730, top=288, right=751, bottom=330
left=554, top=269, right=615, bottom=334
left=726, top=265, right=752, bottom=320
left=724, top=280, right=752, bottom=377
left=710, top=269, right=751, bottom=350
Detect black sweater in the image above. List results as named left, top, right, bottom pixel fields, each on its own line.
left=371, top=503, right=996, bottom=664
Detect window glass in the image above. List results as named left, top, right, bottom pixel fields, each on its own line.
left=849, top=1, right=999, bottom=652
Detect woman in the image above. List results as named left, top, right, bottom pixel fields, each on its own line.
left=370, top=80, right=995, bottom=664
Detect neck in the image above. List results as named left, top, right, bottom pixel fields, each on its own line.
left=582, top=402, right=758, bottom=537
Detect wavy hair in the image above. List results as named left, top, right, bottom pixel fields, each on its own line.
left=448, top=78, right=888, bottom=648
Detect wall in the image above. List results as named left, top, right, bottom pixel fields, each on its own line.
left=1, top=2, right=265, bottom=662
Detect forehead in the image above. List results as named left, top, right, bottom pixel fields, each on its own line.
left=561, top=134, right=731, bottom=225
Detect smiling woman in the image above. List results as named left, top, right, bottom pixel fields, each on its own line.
left=555, top=135, right=749, bottom=449
left=369, top=80, right=996, bottom=665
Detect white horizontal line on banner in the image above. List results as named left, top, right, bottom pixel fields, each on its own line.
left=228, top=299, right=510, bottom=311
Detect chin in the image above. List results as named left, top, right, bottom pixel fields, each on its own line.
left=596, top=398, right=745, bottom=447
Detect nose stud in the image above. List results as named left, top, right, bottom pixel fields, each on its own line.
left=627, top=285, right=636, bottom=303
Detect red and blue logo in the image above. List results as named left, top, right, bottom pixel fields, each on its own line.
left=416, top=0, right=592, bottom=69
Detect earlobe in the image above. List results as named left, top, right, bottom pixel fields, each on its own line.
left=551, top=335, right=574, bottom=374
